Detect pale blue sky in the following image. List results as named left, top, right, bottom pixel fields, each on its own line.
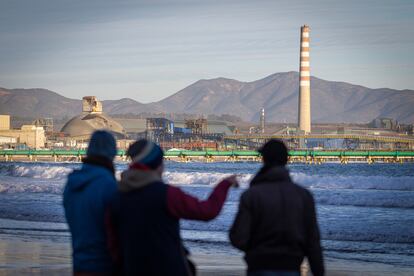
left=0, top=0, right=413, bottom=102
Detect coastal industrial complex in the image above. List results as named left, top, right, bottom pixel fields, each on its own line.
left=0, top=25, right=413, bottom=162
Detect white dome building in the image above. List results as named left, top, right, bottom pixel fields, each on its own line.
left=61, top=96, right=126, bottom=139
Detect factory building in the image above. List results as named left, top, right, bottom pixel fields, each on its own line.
left=298, top=25, right=311, bottom=134
left=114, top=118, right=147, bottom=139
left=369, top=118, right=399, bottom=130
left=61, top=96, right=125, bottom=140
left=0, top=136, right=17, bottom=147
left=174, top=120, right=234, bottom=136
left=0, top=115, right=46, bottom=149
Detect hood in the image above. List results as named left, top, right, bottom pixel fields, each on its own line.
left=118, top=169, right=162, bottom=192
left=87, top=130, right=117, bottom=161
left=250, top=166, right=291, bottom=186
left=66, top=163, right=113, bottom=192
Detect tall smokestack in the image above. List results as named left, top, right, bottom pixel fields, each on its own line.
left=298, top=25, right=311, bottom=134
left=260, top=107, right=265, bottom=133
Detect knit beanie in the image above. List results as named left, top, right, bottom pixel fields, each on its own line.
left=127, top=139, right=164, bottom=169
left=86, top=130, right=117, bottom=161
left=258, top=139, right=288, bottom=166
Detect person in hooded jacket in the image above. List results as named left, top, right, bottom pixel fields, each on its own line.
left=63, top=130, right=118, bottom=276
left=111, top=139, right=238, bottom=276
left=229, top=139, right=324, bottom=276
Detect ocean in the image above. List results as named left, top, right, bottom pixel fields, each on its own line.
left=0, top=161, right=413, bottom=270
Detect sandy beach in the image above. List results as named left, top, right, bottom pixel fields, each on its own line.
left=0, top=236, right=413, bottom=276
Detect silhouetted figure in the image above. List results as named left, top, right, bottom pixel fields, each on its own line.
left=63, top=130, right=118, bottom=276
left=112, top=139, right=238, bottom=276
left=230, top=139, right=324, bottom=276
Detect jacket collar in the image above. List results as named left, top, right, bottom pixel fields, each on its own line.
left=250, top=165, right=291, bottom=186
left=118, top=167, right=162, bottom=192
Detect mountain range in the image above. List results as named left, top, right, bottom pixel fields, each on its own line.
left=1, top=72, right=413, bottom=123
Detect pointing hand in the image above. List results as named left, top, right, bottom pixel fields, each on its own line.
left=224, top=175, right=239, bottom=188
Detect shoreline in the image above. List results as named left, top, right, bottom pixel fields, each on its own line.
left=0, top=236, right=413, bottom=276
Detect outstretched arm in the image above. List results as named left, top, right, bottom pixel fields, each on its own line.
left=167, top=177, right=236, bottom=221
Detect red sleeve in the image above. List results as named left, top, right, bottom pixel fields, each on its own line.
left=167, top=180, right=233, bottom=221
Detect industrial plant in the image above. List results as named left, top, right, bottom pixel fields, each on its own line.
left=0, top=25, right=413, bottom=162
left=61, top=96, right=126, bottom=140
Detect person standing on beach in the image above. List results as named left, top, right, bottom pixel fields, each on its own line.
left=229, top=139, right=324, bottom=276
left=63, top=130, right=119, bottom=276
left=112, top=139, right=238, bottom=276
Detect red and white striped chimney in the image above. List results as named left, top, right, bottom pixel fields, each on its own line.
left=298, top=25, right=311, bottom=134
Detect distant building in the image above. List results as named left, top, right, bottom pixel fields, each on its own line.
left=174, top=120, right=234, bottom=135
left=0, top=124, right=46, bottom=149
left=0, top=115, right=45, bottom=149
left=115, top=118, right=147, bottom=140
left=0, top=135, right=17, bottom=147
left=146, top=118, right=175, bottom=142
left=61, top=96, right=125, bottom=140
left=33, top=118, right=54, bottom=133
left=116, top=118, right=147, bottom=134
left=369, top=118, right=399, bottom=130
left=184, top=118, right=208, bottom=135
left=0, top=115, right=10, bottom=130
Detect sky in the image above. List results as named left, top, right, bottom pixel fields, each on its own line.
left=0, top=0, right=413, bottom=102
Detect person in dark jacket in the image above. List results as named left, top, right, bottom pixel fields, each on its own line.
left=63, top=130, right=118, bottom=275
left=229, top=139, right=324, bottom=276
left=112, top=139, right=238, bottom=276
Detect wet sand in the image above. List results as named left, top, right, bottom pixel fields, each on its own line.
left=0, top=237, right=413, bottom=276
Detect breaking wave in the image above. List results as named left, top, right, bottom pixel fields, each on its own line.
left=0, top=163, right=74, bottom=180
left=163, top=170, right=414, bottom=191
left=292, top=172, right=414, bottom=191
left=1, top=163, right=413, bottom=208
left=1, top=162, right=413, bottom=191
left=0, top=177, right=64, bottom=194
left=315, top=190, right=414, bottom=208
left=163, top=171, right=253, bottom=187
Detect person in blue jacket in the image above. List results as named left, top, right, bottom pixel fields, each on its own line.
left=63, top=130, right=118, bottom=275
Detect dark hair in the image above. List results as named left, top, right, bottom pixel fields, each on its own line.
left=258, top=139, right=288, bottom=166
